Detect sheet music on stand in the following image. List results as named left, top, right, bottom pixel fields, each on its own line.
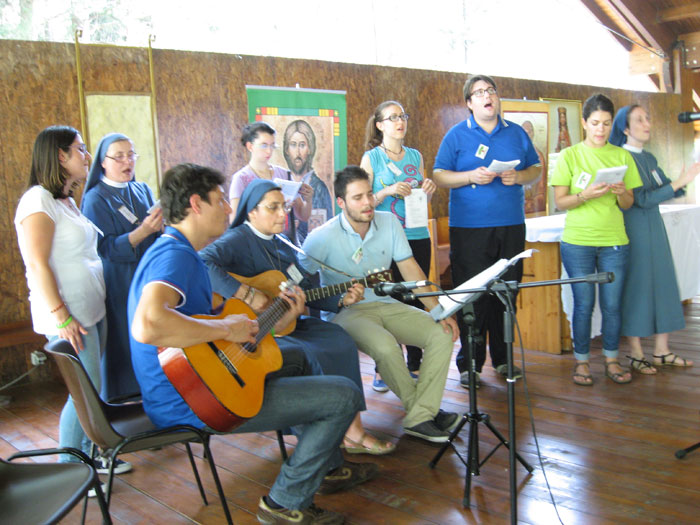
left=430, top=249, right=536, bottom=322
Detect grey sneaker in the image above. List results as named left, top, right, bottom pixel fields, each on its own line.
left=495, top=364, right=522, bottom=379
left=434, top=409, right=460, bottom=433
left=257, top=497, right=344, bottom=524
left=403, top=420, right=450, bottom=443
left=459, top=370, right=480, bottom=389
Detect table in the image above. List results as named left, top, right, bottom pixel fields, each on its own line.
left=516, top=205, right=700, bottom=353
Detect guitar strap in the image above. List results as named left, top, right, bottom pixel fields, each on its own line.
left=275, top=234, right=357, bottom=280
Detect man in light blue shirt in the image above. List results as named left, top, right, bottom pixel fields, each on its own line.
left=301, top=166, right=460, bottom=443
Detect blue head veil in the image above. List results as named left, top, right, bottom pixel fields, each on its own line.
left=610, top=106, right=632, bottom=147
left=230, top=179, right=282, bottom=228
left=84, top=133, right=131, bottom=195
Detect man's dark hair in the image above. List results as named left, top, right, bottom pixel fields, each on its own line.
left=334, top=165, right=370, bottom=200
left=160, top=163, right=225, bottom=224
left=462, top=74, right=497, bottom=103
left=582, top=93, right=615, bottom=121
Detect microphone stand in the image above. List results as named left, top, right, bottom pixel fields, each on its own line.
left=409, top=272, right=613, bottom=524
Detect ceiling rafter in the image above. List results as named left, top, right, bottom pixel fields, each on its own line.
left=658, top=3, right=700, bottom=24
left=606, top=0, right=676, bottom=55
left=579, top=0, right=633, bottom=51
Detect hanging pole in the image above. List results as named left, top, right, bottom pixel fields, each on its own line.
left=73, top=29, right=89, bottom=146
left=148, top=34, right=162, bottom=193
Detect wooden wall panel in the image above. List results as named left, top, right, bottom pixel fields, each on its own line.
left=0, top=39, right=691, bottom=381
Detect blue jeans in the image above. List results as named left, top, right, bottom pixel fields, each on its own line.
left=560, top=242, right=629, bottom=361
left=51, top=318, right=106, bottom=462
left=230, top=375, right=361, bottom=510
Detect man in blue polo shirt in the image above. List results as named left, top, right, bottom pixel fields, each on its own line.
left=433, top=74, right=541, bottom=389
left=300, top=165, right=460, bottom=444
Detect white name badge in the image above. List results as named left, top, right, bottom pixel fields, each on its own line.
left=287, top=263, right=304, bottom=284
left=475, top=144, right=489, bottom=159
left=651, top=169, right=663, bottom=186
left=352, top=246, right=363, bottom=264
left=387, top=162, right=403, bottom=176
left=575, top=172, right=592, bottom=190
left=118, top=205, right=138, bottom=224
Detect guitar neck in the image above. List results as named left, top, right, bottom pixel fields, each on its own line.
left=305, top=276, right=374, bottom=302
left=247, top=298, right=290, bottom=348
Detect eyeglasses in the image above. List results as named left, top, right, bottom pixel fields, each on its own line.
left=69, top=144, right=89, bottom=155
left=470, top=87, right=497, bottom=98
left=105, top=152, right=139, bottom=163
left=381, top=113, right=410, bottom=122
left=255, top=143, right=278, bottom=151
left=257, top=202, right=292, bottom=213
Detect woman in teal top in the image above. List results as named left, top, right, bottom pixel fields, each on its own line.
left=360, top=100, right=437, bottom=385
left=550, top=93, right=642, bottom=386
left=610, top=104, right=697, bottom=373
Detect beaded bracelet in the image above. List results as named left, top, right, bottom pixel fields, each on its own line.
left=242, top=285, right=252, bottom=303
left=56, top=315, right=73, bottom=329
left=50, top=301, right=66, bottom=314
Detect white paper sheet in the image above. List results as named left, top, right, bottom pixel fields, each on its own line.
left=430, top=249, right=536, bottom=321
left=273, top=178, right=302, bottom=204
left=486, top=159, right=520, bottom=173
left=404, top=189, right=428, bottom=229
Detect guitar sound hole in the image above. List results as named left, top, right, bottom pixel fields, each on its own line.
left=208, top=342, right=245, bottom=387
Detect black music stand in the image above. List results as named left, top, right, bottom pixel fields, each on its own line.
left=410, top=270, right=614, bottom=524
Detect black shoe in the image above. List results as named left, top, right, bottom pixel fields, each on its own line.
left=403, top=420, right=450, bottom=443
left=459, top=370, right=480, bottom=389
left=257, top=497, right=344, bottom=524
left=317, top=461, right=379, bottom=495
left=495, top=364, right=522, bottom=379
left=433, top=409, right=459, bottom=433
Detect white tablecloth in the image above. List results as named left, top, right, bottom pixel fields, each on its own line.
left=525, top=205, right=700, bottom=337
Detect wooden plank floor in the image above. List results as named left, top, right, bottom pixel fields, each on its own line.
left=2, top=303, right=700, bottom=524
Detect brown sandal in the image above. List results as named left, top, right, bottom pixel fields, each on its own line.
left=572, top=362, right=593, bottom=386
left=605, top=360, right=632, bottom=384
left=653, top=352, right=693, bottom=367
left=341, top=432, right=396, bottom=456
left=627, top=355, right=657, bottom=375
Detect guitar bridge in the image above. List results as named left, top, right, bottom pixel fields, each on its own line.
left=208, top=342, right=245, bottom=387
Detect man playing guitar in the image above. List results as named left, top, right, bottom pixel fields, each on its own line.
left=128, top=163, right=377, bottom=524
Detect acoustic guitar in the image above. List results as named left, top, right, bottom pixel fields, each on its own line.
left=160, top=270, right=392, bottom=432
left=158, top=285, right=295, bottom=432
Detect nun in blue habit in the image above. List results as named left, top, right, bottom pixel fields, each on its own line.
left=610, top=106, right=695, bottom=372
left=81, top=133, right=162, bottom=401
left=200, top=179, right=396, bottom=455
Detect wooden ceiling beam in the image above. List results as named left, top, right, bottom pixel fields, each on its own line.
left=606, top=0, right=676, bottom=54
left=658, top=3, right=700, bottom=24
left=579, top=0, right=633, bottom=51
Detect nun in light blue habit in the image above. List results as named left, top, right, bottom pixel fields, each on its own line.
left=610, top=105, right=692, bottom=371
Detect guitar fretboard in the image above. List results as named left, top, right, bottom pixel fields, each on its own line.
left=243, top=293, right=291, bottom=351
left=305, top=276, right=374, bottom=302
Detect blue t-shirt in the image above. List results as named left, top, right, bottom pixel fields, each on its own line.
left=363, top=146, right=430, bottom=240
left=128, top=227, right=212, bottom=429
left=434, top=115, right=540, bottom=228
left=300, top=211, right=412, bottom=319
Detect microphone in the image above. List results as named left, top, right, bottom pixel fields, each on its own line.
left=374, top=280, right=430, bottom=296
left=585, top=272, right=614, bottom=284
left=678, top=112, right=700, bottom=123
